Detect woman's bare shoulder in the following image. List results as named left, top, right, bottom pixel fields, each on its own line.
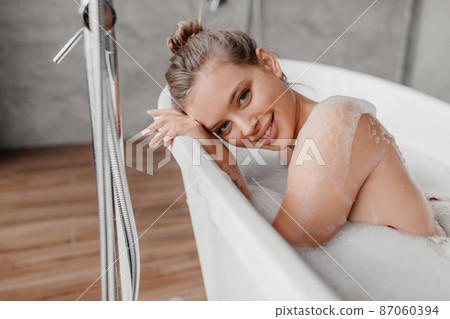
left=279, top=95, right=376, bottom=166
left=290, top=96, right=378, bottom=167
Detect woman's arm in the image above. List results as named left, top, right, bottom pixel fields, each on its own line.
left=143, top=108, right=252, bottom=201
left=272, top=104, right=384, bottom=247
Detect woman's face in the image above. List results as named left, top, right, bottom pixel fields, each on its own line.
left=184, top=48, right=300, bottom=150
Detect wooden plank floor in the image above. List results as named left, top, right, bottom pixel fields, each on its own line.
left=0, top=143, right=207, bottom=300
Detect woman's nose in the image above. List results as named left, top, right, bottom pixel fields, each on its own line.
left=239, top=116, right=259, bottom=137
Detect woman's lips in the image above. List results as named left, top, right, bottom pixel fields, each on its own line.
left=258, top=114, right=277, bottom=145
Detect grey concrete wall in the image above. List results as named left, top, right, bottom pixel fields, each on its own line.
left=0, top=0, right=447, bottom=149
left=405, top=0, right=450, bottom=102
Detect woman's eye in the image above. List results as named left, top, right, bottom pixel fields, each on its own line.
left=216, top=122, right=229, bottom=135
left=238, top=89, right=250, bottom=105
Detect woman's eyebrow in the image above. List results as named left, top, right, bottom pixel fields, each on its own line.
left=229, top=79, right=246, bottom=105
left=207, top=79, right=246, bottom=132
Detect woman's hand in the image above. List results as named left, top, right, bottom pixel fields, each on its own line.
left=142, top=108, right=210, bottom=148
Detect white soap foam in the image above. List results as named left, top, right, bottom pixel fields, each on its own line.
left=248, top=184, right=284, bottom=224
left=243, top=96, right=450, bottom=300
left=295, top=222, right=450, bottom=300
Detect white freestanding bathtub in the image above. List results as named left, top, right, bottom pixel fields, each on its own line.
left=157, top=59, right=450, bottom=300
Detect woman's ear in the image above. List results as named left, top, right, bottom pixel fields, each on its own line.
left=256, top=47, right=283, bottom=79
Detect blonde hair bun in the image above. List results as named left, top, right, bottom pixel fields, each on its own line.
left=167, top=19, right=203, bottom=56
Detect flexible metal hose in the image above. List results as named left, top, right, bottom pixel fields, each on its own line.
left=104, top=21, right=140, bottom=299
left=86, top=0, right=140, bottom=300
left=104, top=65, right=140, bottom=301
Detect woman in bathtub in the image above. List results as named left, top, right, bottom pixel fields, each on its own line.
left=142, top=19, right=447, bottom=247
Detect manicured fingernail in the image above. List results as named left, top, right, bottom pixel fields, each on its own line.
left=149, top=140, right=160, bottom=148
left=149, top=134, right=160, bottom=147
left=141, top=128, right=150, bottom=136
left=146, top=110, right=155, bottom=115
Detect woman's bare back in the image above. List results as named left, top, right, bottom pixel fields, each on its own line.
left=347, top=114, right=447, bottom=237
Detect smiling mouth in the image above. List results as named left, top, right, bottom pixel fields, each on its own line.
left=259, top=120, right=272, bottom=141
left=257, top=113, right=276, bottom=144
